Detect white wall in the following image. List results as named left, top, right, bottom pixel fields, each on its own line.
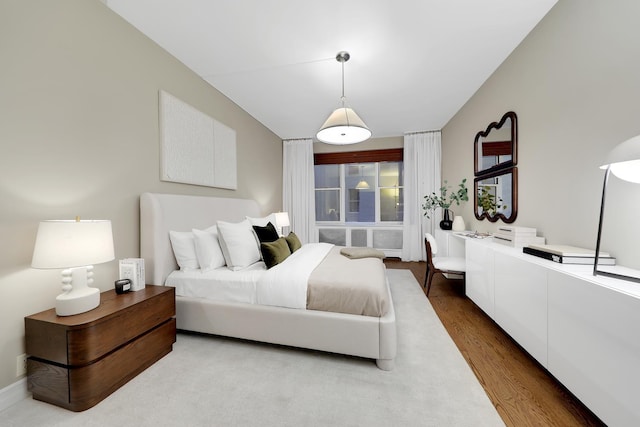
left=442, top=0, right=640, bottom=269
left=0, top=0, right=282, bottom=390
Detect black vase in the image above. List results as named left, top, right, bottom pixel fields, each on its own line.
left=439, top=209, right=453, bottom=230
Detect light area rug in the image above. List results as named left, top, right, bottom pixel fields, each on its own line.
left=0, top=269, right=504, bottom=427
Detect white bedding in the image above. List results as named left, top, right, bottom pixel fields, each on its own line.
left=165, top=262, right=266, bottom=304
left=165, top=243, right=333, bottom=309
left=257, top=242, right=333, bottom=309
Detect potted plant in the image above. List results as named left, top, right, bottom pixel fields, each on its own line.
left=422, top=178, right=469, bottom=230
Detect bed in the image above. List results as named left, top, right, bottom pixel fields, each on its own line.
left=140, top=192, right=397, bottom=370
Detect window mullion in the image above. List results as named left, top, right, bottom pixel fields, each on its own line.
left=375, top=162, right=381, bottom=223
left=340, top=164, right=346, bottom=223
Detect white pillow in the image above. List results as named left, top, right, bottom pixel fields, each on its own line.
left=217, top=219, right=261, bottom=271
left=246, top=213, right=278, bottom=227
left=169, top=230, right=199, bottom=271
left=193, top=227, right=226, bottom=272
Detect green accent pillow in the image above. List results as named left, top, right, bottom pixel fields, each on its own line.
left=260, top=237, right=291, bottom=269
left=285, top=232, right=302, bottom=252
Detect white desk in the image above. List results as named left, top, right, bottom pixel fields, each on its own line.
left=433, top=230, right=468, bottom=279
left=434, top=229, right=466, bottom=258
left=460, top=237, right=640, bottom=427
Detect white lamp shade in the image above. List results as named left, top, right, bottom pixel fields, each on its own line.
left=274, top=212, right=290, bottom=228
left=600, top=134, right=640, bottom=183
left=32, top=220, right=115, bottom=268
left=316, top=107, right=371, bottom=145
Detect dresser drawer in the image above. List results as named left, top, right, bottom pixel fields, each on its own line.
left=28, top=318, right=176, bottom=411
left=66, top=289, right=175, bottom=365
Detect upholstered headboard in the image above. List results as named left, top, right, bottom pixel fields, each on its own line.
left=140, top=192, right=261, bottom=285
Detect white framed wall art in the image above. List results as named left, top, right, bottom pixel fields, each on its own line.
left=159, top=90, right=237, bottom=189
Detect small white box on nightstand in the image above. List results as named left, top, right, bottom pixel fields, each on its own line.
left=118, top=258, right=145, bottom=291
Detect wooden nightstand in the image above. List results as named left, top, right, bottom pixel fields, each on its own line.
left=25, top=285, right=176, bottom=411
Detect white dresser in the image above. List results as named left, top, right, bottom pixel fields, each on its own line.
left=464, top=237, right=640, bottom=427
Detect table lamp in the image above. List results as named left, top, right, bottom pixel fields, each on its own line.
left=31, top=218, right=115, bottom=316
left=274, top=212, right=290, bottom=236
left=594, top=134, right=640, bottom=282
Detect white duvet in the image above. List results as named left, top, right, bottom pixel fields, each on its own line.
left=257, top=243, right=333, bottom=309
left=164, top=261, right=266, bottom=304
left=165, top=243, right=333, bottom=309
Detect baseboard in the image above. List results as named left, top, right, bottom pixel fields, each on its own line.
left=0, top=378, right=30, bottom=412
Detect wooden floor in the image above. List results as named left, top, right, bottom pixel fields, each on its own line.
left=383, top=259, right=606, bottom=427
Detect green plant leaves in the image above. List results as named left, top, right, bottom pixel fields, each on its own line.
left=422, top=178, right=469, bottom=219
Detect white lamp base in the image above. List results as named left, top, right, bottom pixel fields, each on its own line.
left=56, top=266, right=101, bottom=316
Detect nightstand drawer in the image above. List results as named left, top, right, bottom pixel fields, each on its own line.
left=66, top=289, right=175, bottom=365
left=28, top=318, right=176, bottom=412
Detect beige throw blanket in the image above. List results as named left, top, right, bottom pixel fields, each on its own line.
left=339, top=247, right=385, bottom=259
left=307, top=246, right=389, bottom=317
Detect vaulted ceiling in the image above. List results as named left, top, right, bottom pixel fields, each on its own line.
left=106, top=0, right=557, bottom=140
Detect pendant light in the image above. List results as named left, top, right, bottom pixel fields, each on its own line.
left=355, top=165, right=370, bottom=189
left=355, top=179, right=370, bottom=189
left=316, top=51, right=371, bottom=145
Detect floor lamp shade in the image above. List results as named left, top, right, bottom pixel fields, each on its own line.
left=600, top=134, right=640, bottom=183
left=32, top=219, right=115, bottom=316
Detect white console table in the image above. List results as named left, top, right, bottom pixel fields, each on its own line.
left=462, top=237, right=640, bottom=427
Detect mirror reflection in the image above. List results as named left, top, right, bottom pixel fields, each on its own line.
left=474, top=167, right=517, bottom=223
left=474, top=111, right=517, bottom=176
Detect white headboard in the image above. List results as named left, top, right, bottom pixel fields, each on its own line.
left=140, top=192, right=261, bottom=285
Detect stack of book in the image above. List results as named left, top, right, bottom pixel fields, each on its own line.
left=492, top=226, right=545, bottom=248
left=118, top=258, right=146, bottom=291
left=523, top=244, right=616, bottom=265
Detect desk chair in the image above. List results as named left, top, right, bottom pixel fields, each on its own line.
left=424, top=233, right=466, bottom=296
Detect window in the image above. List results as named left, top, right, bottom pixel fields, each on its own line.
left=379, top=161, right=404, bottom=222
left=314, top=158, right=403, bottom=223
left=345, top=163, right=375, bottom=222
left=314, top=164, right=341, bottom=221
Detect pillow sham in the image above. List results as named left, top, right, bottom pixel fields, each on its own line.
left=193, top=227, right=226, bottom=272
left=169, top=230, right=199, bottom=271
left=217, top=219, right=261, bottom=271
left=260, top=237, right=291, bottom=269
left=252, top=222, right=279, bottom=243
left=285, top=231, right=302, bottom=253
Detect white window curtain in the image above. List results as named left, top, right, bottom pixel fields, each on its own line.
left=402, top=131, right=441, bottom=261
left=282, top=139, right=317, bottom=244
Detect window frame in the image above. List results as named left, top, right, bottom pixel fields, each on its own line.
left=314, top=149, right=404, bottom=225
